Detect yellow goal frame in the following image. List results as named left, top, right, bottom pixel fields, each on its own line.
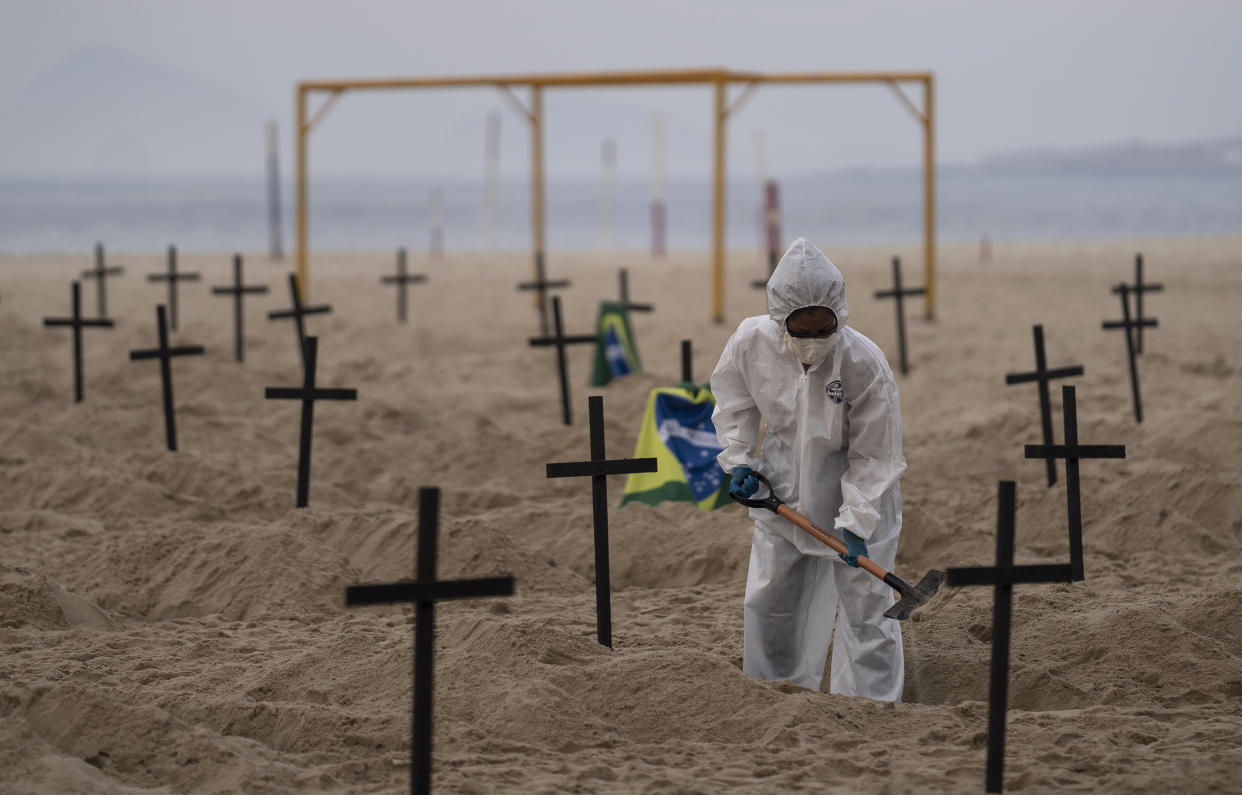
left=294, top=67, right=936, bottom=321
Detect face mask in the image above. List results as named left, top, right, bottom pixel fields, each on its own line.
left=784, top=331, right=838, bottom=366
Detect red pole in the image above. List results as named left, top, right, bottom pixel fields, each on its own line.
left=651, top=200, right=666, bottom=257
left=764, top=180, right=781, bottom=273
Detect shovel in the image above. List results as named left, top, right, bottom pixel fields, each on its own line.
left=730, top=471, right=944, bottom=620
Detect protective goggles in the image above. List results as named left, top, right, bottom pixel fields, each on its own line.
left=785, top=315, right=838, bottom=338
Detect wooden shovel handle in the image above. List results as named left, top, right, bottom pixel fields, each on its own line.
left=774, top=504, right=890, bottom=581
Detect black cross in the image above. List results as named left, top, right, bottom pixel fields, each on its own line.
left=1004, top=325, right=1084, bottom=487
left=264, top=336, right=357, bottom=508
left=873, top=256, right=925, bottom=376
left=128, top=304, right=205, bottom=451
left=681, top=339, right=694, bottom=385
left=751, top=248, right=779, bottom=290
left=1102, top=282, right=1157, bottom=424
left=1024, top=385, right=1125, bottom=581
left=617, top=268, right=653, bottom=313
left=267, top=272, right=333, bottom=373
left=210, top=253, right=269, bottom=363
left=80, top=242, right=124, bottom=318
left=546, top=395, right=658, bottom=647
left=946, top=481, right=1074, bottom=794
left=346, top=487, right=514, bottom=795
left=381, top=247, right=428, bottom=323
left=1111, top=253, right=1162, bottom=354
left=528, top=296, right=597, bottom=426
left=517, top=250, right=570, bottom=336
left=146, top=244, right=200, bottom=331
left=42, top=281, right=114, bottom=402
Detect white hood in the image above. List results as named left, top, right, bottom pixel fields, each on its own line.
left=766, top=237, right=849, bottom=330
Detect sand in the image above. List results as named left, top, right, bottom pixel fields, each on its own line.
left=1, top=237, right=1240, bottom=793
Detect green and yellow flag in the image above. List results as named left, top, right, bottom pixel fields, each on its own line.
left=620, top=385, right=732, bottom=511
left=590, top=301, right=642, bottom=387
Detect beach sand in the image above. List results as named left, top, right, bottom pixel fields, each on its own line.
left=2, top=237, right=1240, bottom=792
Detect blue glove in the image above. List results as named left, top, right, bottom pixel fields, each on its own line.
left=839, top=529, right=868, bottom=567
left=729, top=466, right=759, bottom=498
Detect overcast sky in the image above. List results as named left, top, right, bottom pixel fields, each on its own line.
left=3, top=0, right=1241, bottom=179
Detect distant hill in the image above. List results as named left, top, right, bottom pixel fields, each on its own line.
left=0, top=45, right=717, bottom=181
left=975, top=137, right=1242, bottom=175
left=2, top=46, right=1238, bottom=182
left=0, top=44, right=267, bottom=177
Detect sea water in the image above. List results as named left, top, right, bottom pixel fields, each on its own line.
left=1, top=170, right=1239, bottom=254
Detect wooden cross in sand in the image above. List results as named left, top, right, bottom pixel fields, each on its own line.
left=267, top=273, right=333, bottom=373
left=264, top=336, right=357, bottom=508
left=210, top=253, right=269, bottom=363
left=146, top=245, right=201, bottom=331
left=617, top=268, right=653, bottom=313
left=380, top=247, right=428, bottom=323
left=80, top=242, right=124, bottom=318
left=1024, top=385, right=1125, bottom=581
left=946, top=481, right=1074, bottom=794
left=346, top=487, right=514, bottom=795
left=517, top=250, right=571, bottom=336
left=1111, top=253, right=1162, bottom=354
left=873, top=255, right=925, bottom=376
left=1102, top=282, right=1158, bottom=424
left=42, top=281, right=114, bottom=402
left=528, top=296, right=598, bottom=426
left=546, top=395, right=658, bottom=647
left=128, top=304, right=205, bottom=451
left=1004, top=325, right=1084, bottom=487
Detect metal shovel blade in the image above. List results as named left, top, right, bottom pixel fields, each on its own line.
left=882, top=569, right=946, bottom=620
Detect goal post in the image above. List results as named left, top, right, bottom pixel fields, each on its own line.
left=294, top=68, right=936, bottom=322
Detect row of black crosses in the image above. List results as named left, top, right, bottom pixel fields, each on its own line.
left=1007, top=253, right=1162, bottom=491
left=1103, top=254, right=1162, bottom=423
left=772, top=252, right=1159, bottom=394
left=68, top=244, right=428, bottom=360
left=49, top=249, right=295, bottom=393
left=47, top=242, right=428, bottom=413
left=47, top=246, right=372, bottom=506
left=944, top=257, right=1160, bottom=792
left=50, top=245, right=662, bottom=510
left=873, top=252, right=1159, bottom=392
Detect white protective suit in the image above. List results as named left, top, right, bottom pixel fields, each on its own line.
left=710, top=238, right=907, bottom=700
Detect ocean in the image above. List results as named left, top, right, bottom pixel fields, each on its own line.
left=2, top=170, right=1239, bottom=255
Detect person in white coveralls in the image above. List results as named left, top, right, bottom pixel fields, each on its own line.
left=710, top=237, right=907, bottom=701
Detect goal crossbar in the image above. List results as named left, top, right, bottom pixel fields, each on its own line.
left=294, top=67, right=936, bottom=321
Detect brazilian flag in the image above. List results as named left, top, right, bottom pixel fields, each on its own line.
left=590, top=301, right=642, bottom=387
left=620, top=385, right=732, bottom=511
